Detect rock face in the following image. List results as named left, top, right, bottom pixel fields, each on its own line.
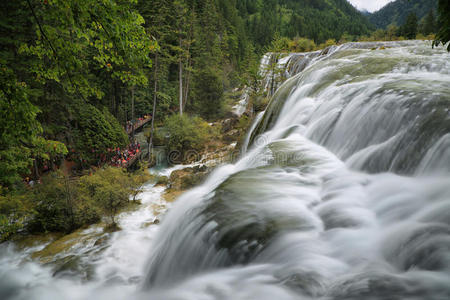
left=220, top=117, right=239, bottom=133
left=169, top=165, right=209, bottom=190
left=223, top=129, right=240, bottom=144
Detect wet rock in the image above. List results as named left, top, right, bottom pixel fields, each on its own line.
left=193, top=164, right=207, bottom=173
left=223, top=129, right=241, bottom=143
left=103, top=223, right=121, bottom=233
left=155, top=175, right=169, bottom=186
left=169, top=167, right=209, bottom=190
left=162, top=189, right=185, bottom=202
left=94, top=235, right=109, bottom=247
left=141, top=218, right=161, bottom=228
left=51, top=255, right=94, bottom=281
left=221, top=117, right=238, bottom=133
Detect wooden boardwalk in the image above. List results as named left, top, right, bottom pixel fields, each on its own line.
left=127, top=117, right=151, bottom=135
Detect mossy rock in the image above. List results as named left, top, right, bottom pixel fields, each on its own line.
left=162, top=189, right=185, bottom=203
left=31, top=228, right=101, bottom=263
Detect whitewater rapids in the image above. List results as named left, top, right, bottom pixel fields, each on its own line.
left=1, top=41, right=449, bottom=300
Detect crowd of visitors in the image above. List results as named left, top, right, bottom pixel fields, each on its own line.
left=24, top=117, right=147, bottom=185
left=110, top=141, right=141, bottom=167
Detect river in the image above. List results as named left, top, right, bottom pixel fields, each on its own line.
left=1, top=41, right=449, bottom=300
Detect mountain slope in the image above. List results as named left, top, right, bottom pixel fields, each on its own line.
left=369, top=0, right=438, bottom=29
left=239, top=0, right=373, bottom=47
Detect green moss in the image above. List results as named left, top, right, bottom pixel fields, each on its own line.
left=31, top=227, right=104, bottom=263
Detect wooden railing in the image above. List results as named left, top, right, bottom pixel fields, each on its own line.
left=126, top=117, right=151, bottom=135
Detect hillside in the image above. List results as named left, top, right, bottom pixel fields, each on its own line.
left=238, top=0, right=374, bottom=48
left=0, top=0, right=375, bottom=191
left=369, top=0, right=438, bottom=29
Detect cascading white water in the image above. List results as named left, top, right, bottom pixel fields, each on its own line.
left=1, top=41, right=449, bottom=300
left=0, top=183, right=169, bottom=300
left=141, top=41, right=450, bottom=299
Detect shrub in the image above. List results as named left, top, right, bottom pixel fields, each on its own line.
left=0, top=166, right=151, bottom=240
left=164, top=114, right=218, bottom=155
left=127, top=169, right=151, bottom=201
left=0, top=191, right=32, bottom=241
left=28, top=171, right=101, bottom=233
left=291, top=37, right=317, bottom=52
left=78, top=167, right=130, bottom=225
left=70, top=102, right=129, bottom=163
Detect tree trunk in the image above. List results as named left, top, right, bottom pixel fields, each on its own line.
left=183, top=24, right=193, bottom=111
left=64, top=176, right=75, bottom=230
left=33, top=157, right=39, bottom=180
left=179, top=60, right=183, bottom=115
left=183, top=56, right=191, bottom=111
left=183, top=71, right=190, bottom=111
left=149, top=53, right=158, bottom=163
left=179, top=35, right=183, bottom=115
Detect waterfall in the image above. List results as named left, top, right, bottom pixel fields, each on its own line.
left=142, top=41, right=450, bottom=299
left=1, top=41, right=449, bottom=300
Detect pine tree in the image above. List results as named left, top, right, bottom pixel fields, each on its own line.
left=402, top=13, right=419, bottom=39
left=422, top=9, right=436, bottom=35
left=433, top=0, right=450, bottom=51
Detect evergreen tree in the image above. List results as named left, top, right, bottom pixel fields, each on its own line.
left=402, top=13, right=419, bottom=39
left=0, top=0, right=152, bottom=187
left=433, top=0, right=450, bottom=51
left=422, top=9, right=436, bottom=35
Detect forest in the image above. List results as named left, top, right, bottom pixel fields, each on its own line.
left=369, top=0, right=438, bottom=29
left=0, top=0, right=450, bottom=299
left=0, top=0, right=448, bottom=239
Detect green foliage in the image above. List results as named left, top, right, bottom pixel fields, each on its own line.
left=433, top=0, right=450, bottom=51
left=293, top=37, right=318, bottom=52
left=138, top=0, right=372, bottom=127
left=369, top=0, right=438, bottom=29
left=71, top=103, right=129, bottom=162
left=0, top=64, right=68, bottom=188
left=79, top=168, right=128, bottom=225
left=245, top=0, right=373, bottom=48
left=0, top=190, right=32, bottom=241
left=164, top=114, right=218, bottom=154
left=401, top=13, right=419, bottom=39
left=0, top=66, right=38, bottom=187
left=0, top=0, right=152, bottom=188
left=192, top=68, right=225, bottom=120
left=268, top=35, right=339, bottom=53
left=420, top=9, right=437, bottom=36
left=154, top=175, right=169, bottom=186
left=32, top=137, right=68, bottom=161
left=28, top=171, right=100, bottom=233
left=19, top=0, right=152, bottom=96
left=0, top=167, right=151, bottom=239
left=127, top=168, right=151, bottom=201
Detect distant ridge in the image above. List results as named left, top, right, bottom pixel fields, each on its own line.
left=368, top=0, right=438, bottom=29
left=241, top=0, right=373, bottom=46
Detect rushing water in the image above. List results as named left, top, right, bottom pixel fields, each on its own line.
left=0, top=183, right=169, bottom=300
left=1, top=41, right=450, bottom=299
